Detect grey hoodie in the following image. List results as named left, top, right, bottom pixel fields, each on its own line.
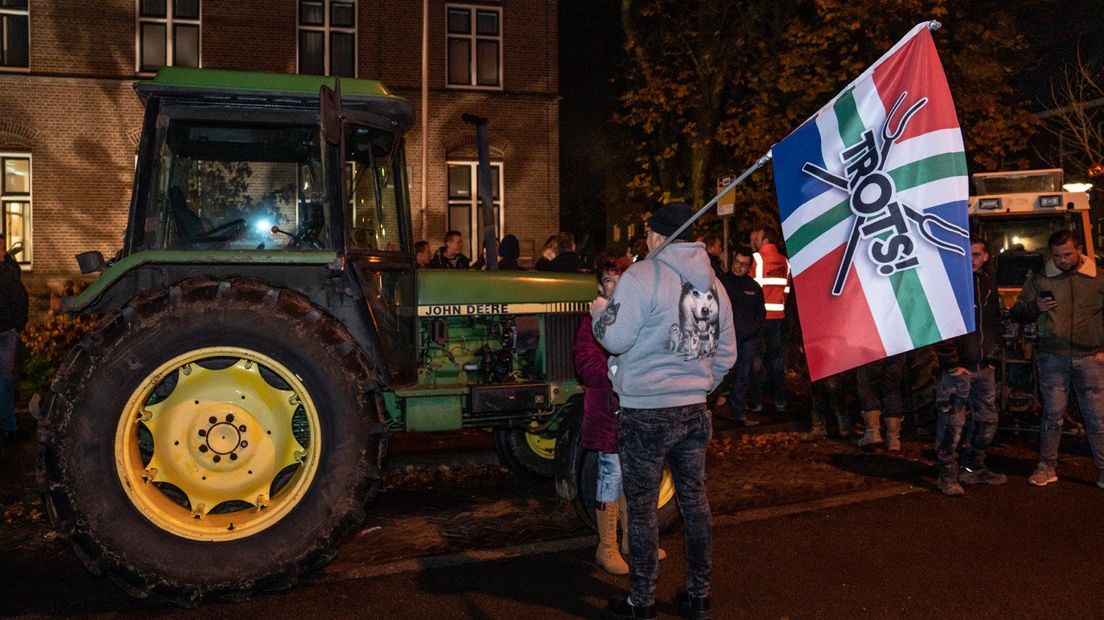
left=591, top=241, right=738, bottom=409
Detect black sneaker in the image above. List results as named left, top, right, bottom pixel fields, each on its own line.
left=608, top=597, right=656, bottom=620
left=675, top=590, right=711, bottom=620
left=959, top=468, right=1007, bottom=485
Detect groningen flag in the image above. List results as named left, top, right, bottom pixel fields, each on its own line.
left=772, top=22, right=972, bottom=381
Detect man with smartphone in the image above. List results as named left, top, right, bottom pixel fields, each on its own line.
left=1012, top=230, right=1104, bottom=488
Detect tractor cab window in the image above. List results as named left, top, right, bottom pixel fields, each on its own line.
left=345, top=125, right=407, bottom=252
left=975, top=215, right=1086, bottom=287
left=146, top=120, right=331, bottom=251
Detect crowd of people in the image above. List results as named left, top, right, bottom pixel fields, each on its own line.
left=414, top=229, right=588, bottom=273
left=573, top=204, right=1104, bottom=619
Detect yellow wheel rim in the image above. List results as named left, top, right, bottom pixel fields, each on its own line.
left=658, top=465, right=675, bottom=509
left=114, top=347, right=321, bottom=542
left=523, top=420, right=557, bottom=460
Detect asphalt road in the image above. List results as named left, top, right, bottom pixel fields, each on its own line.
left=7, top=466, right=1102, bottom=619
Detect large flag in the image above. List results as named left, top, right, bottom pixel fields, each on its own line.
left=772, top=22, right=972, bottom=381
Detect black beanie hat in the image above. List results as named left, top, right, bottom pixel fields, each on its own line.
left=647, top=202, right=696, bottom=241
left=498, top=234, right=520, bottom=259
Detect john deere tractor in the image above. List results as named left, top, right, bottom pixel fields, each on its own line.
left=40, top=68, right=676, bottom=603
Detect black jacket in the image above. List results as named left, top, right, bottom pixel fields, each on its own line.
left=537, top=251, right=585, bottom=273
left=719, top=272, right=765, bottom=342
left=428, top=247, right=470, bottom=269
left=0, top=254, right=28, bottom=332
left=708, top=253, right=723, bottom=278
left=935, top=269, right=1002, bottom=370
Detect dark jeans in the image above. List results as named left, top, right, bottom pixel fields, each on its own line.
left=934, top=366, right=998, bottom=473
left=0, top=329, right=17, bottom=433
left=618, top=403, right=713, bottom=607
left=749, top=320, right=786, bottom=409
left=727, top=338, right=758, bottom=421
left=856, top=355, right=905, bottom=418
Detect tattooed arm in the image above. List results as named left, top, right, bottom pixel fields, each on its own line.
left=591, top=269, right=646, bottom=355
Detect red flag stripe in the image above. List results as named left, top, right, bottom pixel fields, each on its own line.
left=794, top=245, right=886, bottom=380
left=871, top=27, right=959, bottom=142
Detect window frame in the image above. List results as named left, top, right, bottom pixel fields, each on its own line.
left=446, top=160, right=504, bottom=260
left=135, top=0, right=202, bottom=76
left=0, top=1, right=29, bottom=72
left=444, top=3, right=503, bottom=91
left=297, top=0, right=357, bottom=77
left=1, top=152, right=32, bottom=268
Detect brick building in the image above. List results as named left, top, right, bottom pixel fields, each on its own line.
left=0, top=0, right=560, bottom=305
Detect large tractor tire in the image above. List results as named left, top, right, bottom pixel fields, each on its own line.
left=554, top=406, right=680, bottom=533
left=38, top=278, right=382, bottom=604
left=494, top=419, right=558, bottom=481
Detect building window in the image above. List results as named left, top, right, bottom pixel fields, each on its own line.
left=136, top=0, right=201, bottom=74
left=0, top=0, right=29, bottom=69
left=447, top=161, right=502, bottom=259
left=298, top=0, right=356, bottom=77
left=1, top=154, right=31, bottom=266
left=446, top=4, right=501, bottom=89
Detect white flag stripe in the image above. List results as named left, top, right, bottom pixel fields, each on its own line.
left=852, top=241, right=914, bottom=354
left=895, top=176, right=969, bottom=212
left=781, top=129, right=965, bottom=240
left=886, top=128, right=965, bottom=172
left=851, top=76, right=886, bottom=135
left=816, top=104, right=848, bottom=180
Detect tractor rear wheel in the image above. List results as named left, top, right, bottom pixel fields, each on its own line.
left=39, top=278, right=382, bottom=604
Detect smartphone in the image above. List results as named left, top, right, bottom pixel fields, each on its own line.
left=1039, top=290, right=1055, bottom=301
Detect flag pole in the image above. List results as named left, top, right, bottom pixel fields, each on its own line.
left=651, top=151, right=773, bottom=257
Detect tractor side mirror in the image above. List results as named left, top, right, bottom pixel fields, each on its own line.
left=76, top=250, right=108, bottom=274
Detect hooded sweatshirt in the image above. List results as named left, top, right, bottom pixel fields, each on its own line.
left=591, top=241, right=738, bottom=409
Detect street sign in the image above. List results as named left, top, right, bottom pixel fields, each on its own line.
left=716, top=173, right=736, bottom=216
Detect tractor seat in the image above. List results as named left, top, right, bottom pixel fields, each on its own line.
left=168, top=186, right=246, bottom=245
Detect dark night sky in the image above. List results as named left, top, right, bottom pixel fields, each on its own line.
left=557, top=1, right=1104, bottom=248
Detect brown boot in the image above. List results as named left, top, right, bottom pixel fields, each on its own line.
left=617, top=495, right=666, bottom=561
left=595, top=502, right=629, bottom=575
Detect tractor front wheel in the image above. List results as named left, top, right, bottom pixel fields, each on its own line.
left=494, top=419, right=557, bottom=480
left=39, top=278, right=381, bottom=603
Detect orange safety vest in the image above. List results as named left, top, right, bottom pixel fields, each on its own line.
left=752, top=242, right=791, bottom=320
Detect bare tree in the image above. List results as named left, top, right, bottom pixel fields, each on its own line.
left=1040, top=51, right=1104, bottom=179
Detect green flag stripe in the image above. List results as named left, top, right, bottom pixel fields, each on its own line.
left=890, top=263, right=942, bottom=346
left=833, top=89, right=865, bottom=146
left=786, top=151, right=967, bottom=256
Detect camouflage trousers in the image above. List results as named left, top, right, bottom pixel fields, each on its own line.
left=617, top=402, right=712, bottom=607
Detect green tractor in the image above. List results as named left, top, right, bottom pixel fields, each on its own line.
left=40, top=68, right=676, bottom=603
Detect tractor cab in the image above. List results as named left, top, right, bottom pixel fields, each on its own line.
left=969, top=168, right=1093, bottom=307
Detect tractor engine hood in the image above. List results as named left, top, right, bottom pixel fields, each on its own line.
left=416, top=270, right=595, bottom=317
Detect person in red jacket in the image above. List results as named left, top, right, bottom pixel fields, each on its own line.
left=574, top=254, right=665, bottom=575
left=748, top=225, right=791, bottom=413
